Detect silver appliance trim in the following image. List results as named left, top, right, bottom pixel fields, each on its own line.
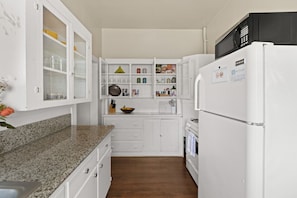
left=201, top=110, right=264, bottom=126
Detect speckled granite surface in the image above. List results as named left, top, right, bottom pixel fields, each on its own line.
left=0, top=125, right=114, bottom=198
left=0, top=114, right=71, bottom=155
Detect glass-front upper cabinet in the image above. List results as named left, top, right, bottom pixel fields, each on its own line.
left=1, top=0, right=91, bottom=111
left=99, top=58, right=109, bottom=99
left=43, top=6, right=68, bottom=101
left=154, top=59, right=180, bottom=99
left=73, top=32, right=87, bottom=99
left=42, top=0, right=92, bottom=104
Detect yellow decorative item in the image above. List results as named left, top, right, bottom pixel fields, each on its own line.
left=43, top=29, right=58, bottom=39
left=115, top=66, right=125, bottom=73
left=60, top=41, right=77, bottom=51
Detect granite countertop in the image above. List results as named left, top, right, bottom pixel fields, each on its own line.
left=0, top=125, right=114, bottom=198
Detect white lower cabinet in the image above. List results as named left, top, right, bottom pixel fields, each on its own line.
left=49, top=133, right=111, bottom=198
left=143, top=118, right=180, bottom=154
left=104, top=116, right=182, bottom=156
left=68, top=150, right=97, bottom=198
left=75, top=167, right=98, bottom=198
left=98, top=149, right=112, bottom=198
left=160, top=119, right=180, bottom=152
left=104, top=118, right=144, bottom=156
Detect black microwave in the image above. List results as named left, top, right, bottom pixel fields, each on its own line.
left=215, top=12, right=297, bottom=59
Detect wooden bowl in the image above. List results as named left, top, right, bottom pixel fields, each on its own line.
left=120, top=108, right=135, bottom=114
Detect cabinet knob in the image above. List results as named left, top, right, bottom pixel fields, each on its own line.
left=84, top=168, right=90, bottom=174
left=33, top=2, right=40, bottom=10
left=99, top=164, right=104, bottom=168
left=94, top=173, right=98, bottom=178
left=34, top=86, right=40, bottom=93
left=105, top=143, right=109, bottom=147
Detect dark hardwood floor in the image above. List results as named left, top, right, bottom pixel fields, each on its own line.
left=107, top=157, right=197, bottom=198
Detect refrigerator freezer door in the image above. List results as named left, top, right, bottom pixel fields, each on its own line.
left=198, top=42, right=271, bottom=124
left=198, top=111, right=264, bottom=198
left=264, top=45, right=297, bottom=198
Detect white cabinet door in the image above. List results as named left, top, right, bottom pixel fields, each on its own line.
left=42, top=1, right=69, bottom=103
left=160, top=119, right=179, bottom=152
left=68, top=150, right=97, bottom=198
left=154, top=58, right=180, bottom=99
left=98, top=149, right=112, bottom=198
left=75, top=167, right=98, bottom=198
left=72, top=23, right=92, bottom=102
left=43, top=0, right=92, bottom=105
left=179, top=54, right=215, bottom=99
left=143, top=119, right=160, bottom=152
left=1, top=0, right=92, bottom=111
left=99, top=58, right=109, bottom=99
left=143, top=118, right=180, bottom=154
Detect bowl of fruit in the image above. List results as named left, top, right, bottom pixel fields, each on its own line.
left=120, top=106, right=135, bottom=114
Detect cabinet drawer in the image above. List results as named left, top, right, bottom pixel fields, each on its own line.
left=104, top=118, right=143, bottom=128
left=74, top=166, right=97, bottom=198
left=68, top=150, right=97, bottom=198
left=98, top=134, right=111, bottom=160
left=111, top=141, right=143, bottom=152
left=111, top=129, right=143, bottom=141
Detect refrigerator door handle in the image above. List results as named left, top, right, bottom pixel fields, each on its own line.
left=194, top=74, right=201, bottom=111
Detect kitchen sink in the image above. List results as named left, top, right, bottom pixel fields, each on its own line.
left=0, top=181, right=41, bottom=198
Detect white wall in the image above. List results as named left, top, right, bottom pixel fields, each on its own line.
left=206, top=0, right=297, bottom=53
left=102, top=28, right=203, bottom=58
left=61, top=0, right=102, bottom=57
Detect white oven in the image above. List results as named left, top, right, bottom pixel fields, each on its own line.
left=185, top=119, right=199, bottom=186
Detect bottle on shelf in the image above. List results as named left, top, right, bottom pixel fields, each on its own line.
left=143, top=78, right=147, bottom=83
left=136, top=68, right=141, bottom=73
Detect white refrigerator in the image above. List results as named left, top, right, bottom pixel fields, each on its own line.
left=195, top=42, right=297, bottom=198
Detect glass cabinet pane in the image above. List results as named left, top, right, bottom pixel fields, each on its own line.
left=100, top=59, right=109, bottom=98
left=155, top=64, right=177, bottom=98
left=74, top=33, right=87, bottom=99
left=43, top=7, right=67, bottom=101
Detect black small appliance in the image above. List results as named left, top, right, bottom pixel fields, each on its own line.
left=215, top=12, right=297, bottom=59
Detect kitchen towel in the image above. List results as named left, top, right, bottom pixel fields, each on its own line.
left=187, top=132, right=196, bottom=157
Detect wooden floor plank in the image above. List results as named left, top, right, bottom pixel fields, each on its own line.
left=107, top=157, right=197, bottom=198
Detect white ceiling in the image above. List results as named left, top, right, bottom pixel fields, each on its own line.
left=72, top=0, right=231, bottom=29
